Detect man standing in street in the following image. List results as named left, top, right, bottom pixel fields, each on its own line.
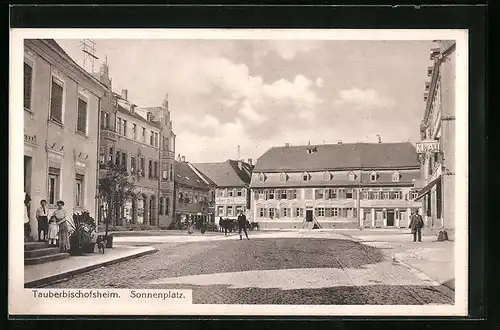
left=409, top=209, right=424, bottom=242
left=237, top=210, right=249, bottom=240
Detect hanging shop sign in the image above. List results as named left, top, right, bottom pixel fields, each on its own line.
left=416, top=140, right=440, bottom=154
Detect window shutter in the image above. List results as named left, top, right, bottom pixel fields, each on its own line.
left=49, top=167, right=60, bottom=176
left=50, top=79, right=63, bottom=122
left=24, top=63, right=32, bottom=110
left=76, top=173, right=84, bottom=181
left=77, top=98, right=87, bottom=133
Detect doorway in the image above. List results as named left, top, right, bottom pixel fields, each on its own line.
left=387, top=210, right=395, bottom=227
left=306, top=209, right=313, bottom=222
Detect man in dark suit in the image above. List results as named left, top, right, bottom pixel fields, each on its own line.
left=237, top=211, right=249, bottom=240
left=409, top=209, right=424, bottom=242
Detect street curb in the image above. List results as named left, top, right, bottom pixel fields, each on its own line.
left=392, top=257, right=455, bottom=301
left=25, top=247, right=158, bottom=288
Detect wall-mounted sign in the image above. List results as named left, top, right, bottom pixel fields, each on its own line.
left=416, top=140, right=440, bottom=154
left=216, top=197, right=237, bottom=204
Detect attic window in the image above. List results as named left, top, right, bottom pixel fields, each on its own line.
left=258, top=173, right=266, bottom=182
left=348, top=172, right=356, bottom=181
left=280, top=172, right=288, bottom=182
left=302, top=172, right=310, bottom=181
left=306, top=146, right=318, bottom=154
left=323, top=172, right=333, bottom=181
left=370, top=171, right=378, bottom=182
left=392, top=172, right=401, bottom=182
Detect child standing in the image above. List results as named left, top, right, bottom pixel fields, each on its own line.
left=47, top=215, right=59, bottom=246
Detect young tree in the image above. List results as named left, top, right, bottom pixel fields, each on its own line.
left=98, top=162, right=139, bottom=236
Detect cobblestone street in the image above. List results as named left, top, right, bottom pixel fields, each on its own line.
left=46, top=234, right=453, bottom=305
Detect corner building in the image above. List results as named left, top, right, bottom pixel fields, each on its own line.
left=192, top=159, right=254, bottom=221
left=415, top=41, right=456, bottom=239
left=250, top=142, right=423, bottom=229
left=23, top=39, right=107, bottom=240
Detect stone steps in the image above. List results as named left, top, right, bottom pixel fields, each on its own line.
left=25, top=252, right=70, bottom=266
left=24, top=242, right=70, bottom=265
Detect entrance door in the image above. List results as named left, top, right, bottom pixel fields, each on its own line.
left=363, top=210, right=371, bottom=227
left=306, top=209, right=313, bottom=222
left=387, top=210, right=395, bottom=227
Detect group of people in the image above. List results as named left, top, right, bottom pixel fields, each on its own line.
left=218, top=211, right=249, bottom=240
left=24, top=192, right=72, bottom=253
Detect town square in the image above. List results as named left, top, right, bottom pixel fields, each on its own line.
left=19, top=35, right=457, bottom=307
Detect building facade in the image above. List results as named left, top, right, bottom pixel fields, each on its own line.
left=250, top=143, right=423, bottom=229
left=94, top=63, right=176, bottom=229
left=415, top=40, right=456, bottom=239
left=192, top=159, right=253, bottom=222
left=173, top=159, right=213, bottom=225
left=23, top=39, right=107, bottom=240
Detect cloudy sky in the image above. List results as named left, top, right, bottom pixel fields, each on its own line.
left=57, top=38, right=434, bottom=163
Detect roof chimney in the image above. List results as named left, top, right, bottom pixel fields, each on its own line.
left=177, top=154, right=181, bottom=162
left=181, top=156, right=186, bottom=162
left=238, top=160, right=242, bottom=170
left=285, top=143, right=290, bottom=147
left=121, top=89, right=128, bottom=100
left=337, top=140, right=343, bottom=144
left=247, top=158, right=252, bottom=166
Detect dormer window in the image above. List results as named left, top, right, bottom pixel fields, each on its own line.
left=348, top=172, right=356, bottom=181
left=370, top=171, right=378, bottom=182
left=392, top=172, right=401, bottom=182
left=302, top=172, right=310, bottom=181
left=258, top=173, right=266, bottom=182
left=323, top=171, right=333, bottom=181
left=280, top=172, right=288, bottom=182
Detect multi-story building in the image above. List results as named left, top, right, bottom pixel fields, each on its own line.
left=250, top=142, right=422, bottom=229
left=23, top=39, right=107, bottom=240
left=415, top=40, right=456, bottom=240
left=173, top=158, right=213, bottom=225
left=94, top=62, right=176, bottom=229
left=192, top=159, right=254, bottom=221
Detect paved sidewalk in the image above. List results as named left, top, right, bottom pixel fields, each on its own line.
left=24, top=245, right=157, bottom=288
left=339, top=230, right=455, bottom=291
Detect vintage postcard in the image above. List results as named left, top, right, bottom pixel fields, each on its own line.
left=9, top=28, right=468, bottom=316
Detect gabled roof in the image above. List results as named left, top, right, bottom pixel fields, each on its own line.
left=116, top=104, right=162, bottom=129
left=253, top=142, right=419, bottom=173
left=192, top=159, right=253, bottom=187
left=174, top=161, right=210, bottom=190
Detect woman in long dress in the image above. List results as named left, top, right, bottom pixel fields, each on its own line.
left=187, top=216, right=194, bottom=235
left=53, top=200, right=71, bottom=253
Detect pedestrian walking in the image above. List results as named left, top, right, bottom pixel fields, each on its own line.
left=237, top=211, right=249, bottom=240
left=35, top=199, right=49, bottom=242
left=187, top=216, right=194, bottom=235
left=408, top=209, right=424, bottom=242
left=219, top=216, right=224, bottom=233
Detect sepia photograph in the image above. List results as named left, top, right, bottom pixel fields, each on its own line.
left=10, top=29, right=468, bottom=316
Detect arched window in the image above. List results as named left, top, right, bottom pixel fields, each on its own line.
left=280, top=172, right=288, bottom=182
left=159, top=197, right=164, bottom=215
left=392, top=172, right=401, bottom=182
left=258, top=173, right=266, bottom=182
left=323, top=171, right=332, bottom=181
left=302, top=172, right=310, bottom=181
left=165, top=197, right=170, bottom=215
left=370, top=171, right=378, bottom=182
left=348, top=171, right=356, bottom=181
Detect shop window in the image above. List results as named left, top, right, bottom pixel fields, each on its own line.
left=24, top=61, right=33, bottom=111
left=50, top=77, right=64, bottom=123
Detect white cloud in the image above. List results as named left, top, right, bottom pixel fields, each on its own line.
left=316, top=78, right=324, bottom=88
left=333, top=88, right=395, bottom=108
left=238, top=100, right=267, bottom=123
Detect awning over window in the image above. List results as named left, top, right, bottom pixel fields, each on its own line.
left=414, top=176, right=441, bottom=201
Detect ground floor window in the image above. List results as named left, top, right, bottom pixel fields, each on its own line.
left=235, top=205, right=244, bottom=215
left=227, top=206, right=234, bottom=217
left=315, top=207, right=325, bottom=217
left=137, top=198, right=144, bottom=224
left=48, top=167, right=60, bottom=205
left=75, top=174, right=84, bottom=207
left=217, top=206, right=224, bottom=216
left=124, top=198, right=133, bottom=224
left=165, top=197, right=170, bottom=216
left=259, top=208, right=266, bottom=217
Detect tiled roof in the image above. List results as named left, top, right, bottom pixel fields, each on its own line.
left=253, top=142, right=419, bottom=172
left=193, top=160, right=253, bottom=187
left=174, top=161, right=210, bottom=190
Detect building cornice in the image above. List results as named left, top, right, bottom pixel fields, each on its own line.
left=252, top=166, right=421, bottom=173
left=25, top=40, right=107, bottom=97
